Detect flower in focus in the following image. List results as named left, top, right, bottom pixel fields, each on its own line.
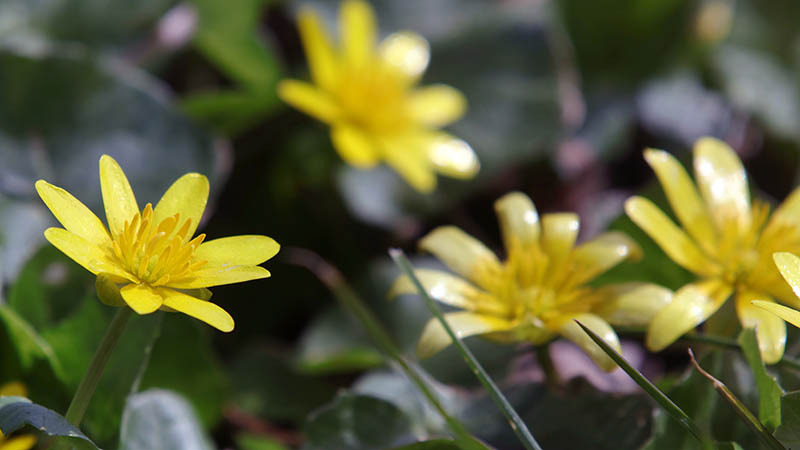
left=626, top=137, right=800, bottom=363
left=35, top=155, right=280, bottom=332
left=391, top=191, right=672, bottom=370
left=0, top=382, right=36, bottom=450
left=278, top=0, right=479, bottom=192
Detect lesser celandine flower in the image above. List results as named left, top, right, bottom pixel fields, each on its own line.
left=35, top=155, right=279, bottom=332
left=0, top=382, right=36, bottom=450
left=391, top=192, right=673, bottom=370
left=626, top=137, right=800, bottom=363
left=278, top=0, right=479, bottom=192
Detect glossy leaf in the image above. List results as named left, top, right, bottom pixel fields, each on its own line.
left=737, top=328, right=783, bottom=432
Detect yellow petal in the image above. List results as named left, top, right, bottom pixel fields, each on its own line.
left=693, top=137, right=751, bottom=233
left=297, top=7, right=338, bottom=89
left=407, top=85, right=467, bottom=127
left=771, top=185, right=800, bottom=228
left=419, top=226, right=503, bottom=290
left=425, top=133, right=479, bottom=179
left=646, top=279, right=733, bottom=351
left=379, top=31, right=429, bottom=79
left=625, top=196, right=718, bottom=276
left=96, top=273, right=126, bottom=307
left=540, top=213, right=579, bottom=273
left=35, top=180, right=111, bottom=247
left=43, top=228, right=133, bottom=281
left=774, top=252, right=800, bottom=299
left=417, top=311, right=514, bottom=358
left=331, top=124, right=380, bottom=168
left=167, top=265, right=271, bottom=289
left=340, top=0, right=376, bottom=67
left=753, top=300, right=800, bottom=330
left=643, top=149, right=717, bottom=253
left=194, top=235, right=280, bottom=267
left=120, top=284, right=163, bottom=314
left=153, top=173, right=209, bottom=241
left=381, top=137, right=436, bottom=192
left=572, top=231, right=642, bottom=284
left=99, top=155, right=139, bottom=240
left=593, top=282, right=674, bottom=326
left=277, top=80, right=342, bottom=123
left=494, top=191, right=540, bottom=254
left=159, top=288, right=234, bottom=332
left=1, top=435, right=37, bottom=450
left=389, top=269, right=507, bottom=315
left=559, top=313, right=621, bottom=371
left=736, top=292, right=786, bottom=364
left=0, top=381, right=26, bottom=397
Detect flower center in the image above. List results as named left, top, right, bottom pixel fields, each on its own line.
left=111, top=203, right=207, bottom=286
left=335, top=64, right=410, bottom=133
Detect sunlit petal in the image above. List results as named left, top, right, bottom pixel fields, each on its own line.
left=771, top=186, right=800, bottom=228
left=194, top=235, right=280, bottom=267
left=331, top=124, right=380, bottom=168
left=625, top=196, right=718, bottom=276
left=540, top=213, right=579, bottom=272
left=381, top=137, right=436, bottom=192
left=423, top=133, right=479, bottom=179
left=753, top=300, right=800, bottom=332
left=646, top=279, right=733, bottom=351
left=693, top=137, right=751, bottom=233
left=593, top=282, right=674, bottom=326
left=43, top=228, right=132, bottom=281
left=407, top=85, right=467, bottom=127
left=159, top=288, right=234, bottom=332
left=774, top=252, right=800, bottom=300
left=494, top=191, right=541, bottom=256
left=417, top=311, right=515, bottom=358
left=153, top=173, right=209, bottom=241
left=419, top=226, right=504, bottom=290
left=35, top=180, right=111, bottom=247
left=340, top=0, right=376, bottom=66
left=379, top=31, right=430, bottom=79
left=99, top=155, right=139, bottom=240
left=167, top=265, right=271, bottom=289
left=736, top=292, right=786, bottom=364
left=296, top=7, right=338, bottom=89
left=389, top=268, right=507, bottom=315
left=644, top=149, right=716, bottom=253
left=277, top=80, right=342, bottom=123
left=558, top=313, right=621, bottom=372
left=120, top=284, right=163, bottom=315
left=572, top=231, right=642, bottom=284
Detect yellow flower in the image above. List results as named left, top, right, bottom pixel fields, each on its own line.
left=391, top=192, right=672, bottom=370
left=35, top=155, right=279, bottom=332
left=278, top=0, right=479, bottom=192
left=626, top=137, right=800, bottom=363
left=0, top=382, right=36, bottom=450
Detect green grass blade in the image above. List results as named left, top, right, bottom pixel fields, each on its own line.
left=390, top=249, right=543, bottom=450
left=575, top=320, right=711, bottom=447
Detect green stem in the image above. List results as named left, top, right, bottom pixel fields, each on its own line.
left=391, top=249, right=543, bottom=450
left=65, top=307, right=132, bottom=426
left=535, top=345, right=559, bottom=388
left=284, top=248, right=486, bottom=450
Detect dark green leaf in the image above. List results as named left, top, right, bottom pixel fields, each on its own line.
left=737, top=328, right=783, bottom=431
left=774, top=391, right=800, bottom=447
left=236, top=433, right=290, bottom=450
left=0, top=400, right=97, bottom=448
left=0, top=305, right=64, bottom=380
left=390, top=440, right=463, bottom=450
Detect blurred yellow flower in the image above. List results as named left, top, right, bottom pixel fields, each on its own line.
left=278, top=0, right=479, bottom=192
left=626, top=137, right=800, bottom=363
left=392, top=192, right=672, bottom=370
left=753, top=253, right=800, bottom=336
left=35, top=155, right=280, bottom=332
left=0, top=382, right=36, bottom=450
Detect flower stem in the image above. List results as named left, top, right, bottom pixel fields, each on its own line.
left=65, top=307, right=132, bottom=426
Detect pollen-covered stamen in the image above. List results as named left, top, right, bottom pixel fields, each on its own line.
left=110, top=203, right=208, bottom=285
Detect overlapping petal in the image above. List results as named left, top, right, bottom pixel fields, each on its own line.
left=43, top=228, right=132, bottom=281
left=540, top=213, right=579, bottom=274
left=99, top=155, right=139, bottom=239
left=194, top=235, right=280, bottom=267
left=168, top=265, right=271, bottom=289
left=35, top=180, right=111, bottom=247
left=646, top=279, right=733, bottom=351
left=494, top=191, right=541, bottom=252
left=120, top=284, right=163, bottom=315
left=296, top=7, right=338, bottom=90
left=153, top=173, right=209, bottom=240
left=340, top=0, right=376, bottom=66
left=389, top=269, right=507, bottom=315
left=693, top=137, right=751, bottom=234
left=277, top=80, right=342, bottom=123
left=625, top=196, right=718, bottom=276
left=594, top=282, right=674, bottom=326
left=571, top=232, right=642, bottom=284
left=774, top=252, right=800, bottom=299
left=330, top=124, right=380, bottom=168
left=736, top=291, right=786, bottom=364
left=417, top=311, right=515, bottom=358
left=558, top=313, right=621, bottom=371
left=381, top=137, right=436, bottom=192
left=643, top=149, right=716, bottom=253
left=419, top=226, right=503, bottom=289
left=159, top=288, right=234, bottom=333
left=378, top=31, right=429, bottom=79
left=407, top=85, right=467, bottom=127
